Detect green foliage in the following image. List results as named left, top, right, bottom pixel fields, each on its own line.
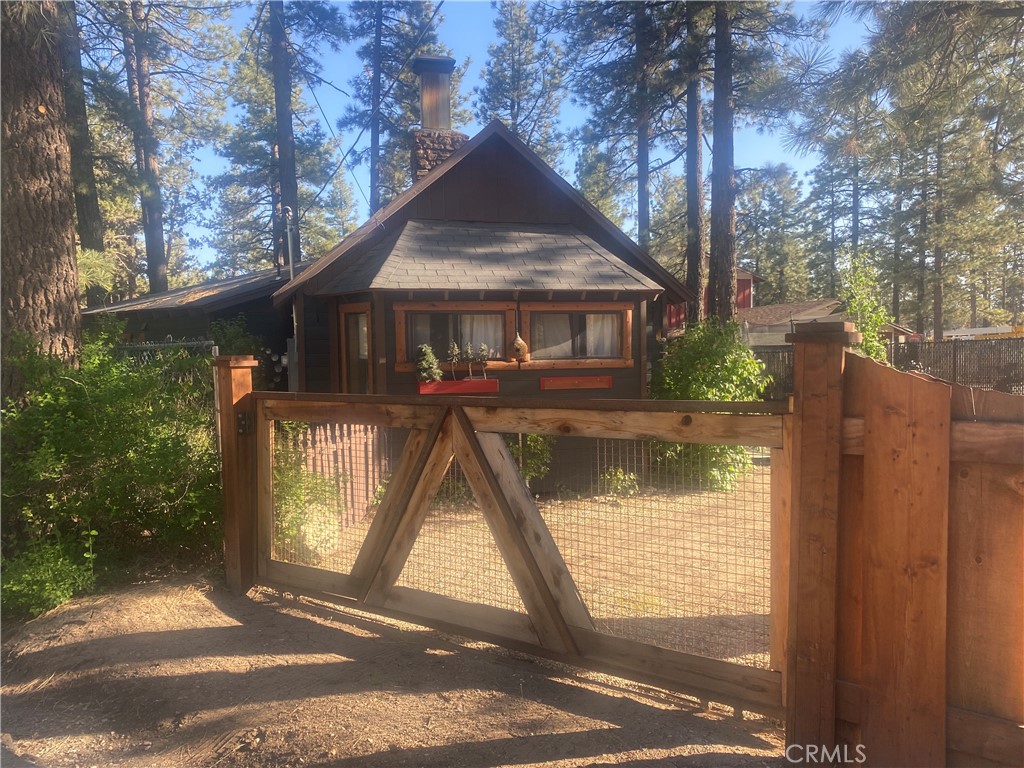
left=1, top=322, right=222, bottom=617
left=1, top=539, right=96, bottom=620
left=503, top=433, right=554, bottom=489
left=432, top=476, right=474, bottom=509
left=651, top=319, right=770, bottom=402
left=415, top=344, right=443, bottom=383
left=271, top=421, right=348, bottom=565
left=650, top=320, right=768, bottom=491
left=599, top=467, right=639, bottom=498
left=474, top=0, right=565, bottom=167
left=839, top=255, right=894, bottom=362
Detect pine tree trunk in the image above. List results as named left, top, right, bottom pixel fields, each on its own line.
left=270, top=0, right=301, bottom=265
left=130, top=1, right=168, bottom=293
left=369, top=1, right=383, bottom=213
left=684, top=8, right=705, bottom=325
left=634, top=4, right=652, bottom=253
left=1, top=1, right=81, bottom=400
left=891, top=155, right=904, bottom=323
left=58, top=0, right=107, bottom=307
left=709, top=1, right=736, bottom=322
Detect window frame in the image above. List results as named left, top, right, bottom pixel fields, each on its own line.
left=393, top=300, right=636, bottom=373
left=394, top=301, right=518, bottom=373
left=520, top=302, right=634, bottom=369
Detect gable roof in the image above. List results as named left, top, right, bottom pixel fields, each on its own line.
left=314, top=220, right=662, bottom=295
left=274, top=120, right=694, bottom=306
left=84, top=264, right=309, bottom=317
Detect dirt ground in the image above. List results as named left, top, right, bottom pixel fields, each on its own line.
left=2, top=575, right=785, bottom=768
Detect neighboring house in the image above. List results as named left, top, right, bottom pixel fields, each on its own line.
left=83, top=264, right=308, bottom=356
left=274, top=56, right=695, bottom=399
left=664, top=268, right=762, bottom=331
left=739, top=299, right=845, bottom=346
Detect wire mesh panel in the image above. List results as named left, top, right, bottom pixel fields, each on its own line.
left=270, top=421, right=402, bottom=573
left=395, top=460, right=527, bottom=614
left=533, top=436, right=773, bottom=669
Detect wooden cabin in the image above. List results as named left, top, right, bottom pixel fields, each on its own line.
left=275, top=57, right=695, bottom=400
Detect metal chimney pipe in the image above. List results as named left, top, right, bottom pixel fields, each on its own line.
left=412, top=55, right=455, bottom=131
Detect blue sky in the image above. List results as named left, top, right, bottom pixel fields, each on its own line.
left=194, top=0, right=867, bottom=265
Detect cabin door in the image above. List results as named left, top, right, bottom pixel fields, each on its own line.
left=340, top=305, right=372, bottom=394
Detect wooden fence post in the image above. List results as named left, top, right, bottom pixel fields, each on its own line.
left=213, top=355, right=259, bottom=594
left=785, top=321, right=861, bottom=749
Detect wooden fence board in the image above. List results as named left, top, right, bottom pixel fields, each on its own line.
left=769, top=415, right=792, bottom=684
left=843, top=417, right=1024, bottom=465
left=384, top=586, right=540, bottom=647
left=569, top=627, right=784, bottom=718
left=835, top=454, right=865, bottom=751
left=858, top=355, right=951, bottom=767
left=260, top=399, right=439, bottom=429
left=947, top=461, right=1024, bottom=725
left=463, top=408, right=784, bottom=447
left=786, top=331, right=848, bottom=746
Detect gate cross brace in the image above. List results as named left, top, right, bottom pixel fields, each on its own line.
left=351, top=406, right=593, bottom=655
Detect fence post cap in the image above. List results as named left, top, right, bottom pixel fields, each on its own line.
left=212, top=355, right=260, bottom=368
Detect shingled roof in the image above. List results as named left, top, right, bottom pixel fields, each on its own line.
left=313, top=220, right=662, bottom=295
left=274, top=121, right=694, bottom=305
left=83, top=264, right=309, bottom=317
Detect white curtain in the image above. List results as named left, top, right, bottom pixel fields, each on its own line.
left=586, top=313, right=618, bottom=357
left=459, top=314, right=503, bottom=357
left=532, top=314, right=573, bottom=359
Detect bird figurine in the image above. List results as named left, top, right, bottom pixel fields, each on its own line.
left=512, top=331, right=529, bottom=362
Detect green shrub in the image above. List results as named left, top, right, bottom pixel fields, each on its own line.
left=650, top=319, right=769, bottom=491
left=271, top=422, right=347, bottom=564
left=1, top=322, right=222, bottom=617
left=503, top=433, right=554, bottom=489
left=599, top=467, right=639, bottom=498
left=1, top=539, right=96, bottom=619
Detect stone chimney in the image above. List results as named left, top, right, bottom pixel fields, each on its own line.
left=411, top=55, right=468, bottom=181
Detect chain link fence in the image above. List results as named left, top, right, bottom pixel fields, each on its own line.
left=753, top=337, right=1024, bottom=397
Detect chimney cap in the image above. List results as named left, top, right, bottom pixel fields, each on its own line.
left=412, top=55, right=456, bottom=75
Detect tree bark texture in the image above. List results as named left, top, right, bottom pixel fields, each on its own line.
left=58, top=0, right=107, bottom=307
left=270, top=0, right=301, bottom=265
left=1, top=1, right=82, bottom=400
left=684, top=6, right=706, bottom=325
left=709, top=2, right=737, bottom=322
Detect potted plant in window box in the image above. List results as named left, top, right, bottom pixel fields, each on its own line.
left=416, top=343, right=498, bottom=394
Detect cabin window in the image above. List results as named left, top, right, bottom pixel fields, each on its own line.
left=408, top=312, right=505, bottom=360
left=531, top=312, right=621, bottom=359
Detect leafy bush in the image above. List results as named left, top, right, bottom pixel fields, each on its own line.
left=271, top=421, right=347, bottom=564
left=599, top=467, right=639, bottom=498
left=650, top=319, right=769, bottom=491
left=1, top=322, right=222, bottom=617
left=503, top=433, right=554, bottom=489
left=1, top=539, right=96, bottom=619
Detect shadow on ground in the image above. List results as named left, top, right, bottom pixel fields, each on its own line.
left=1, top=577, right=785, bottom=767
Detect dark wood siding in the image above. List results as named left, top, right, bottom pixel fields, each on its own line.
left=302, top=296, right=332, bottom=392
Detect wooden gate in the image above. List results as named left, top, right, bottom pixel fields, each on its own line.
left=215, top=318, right=1024, bottom=766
